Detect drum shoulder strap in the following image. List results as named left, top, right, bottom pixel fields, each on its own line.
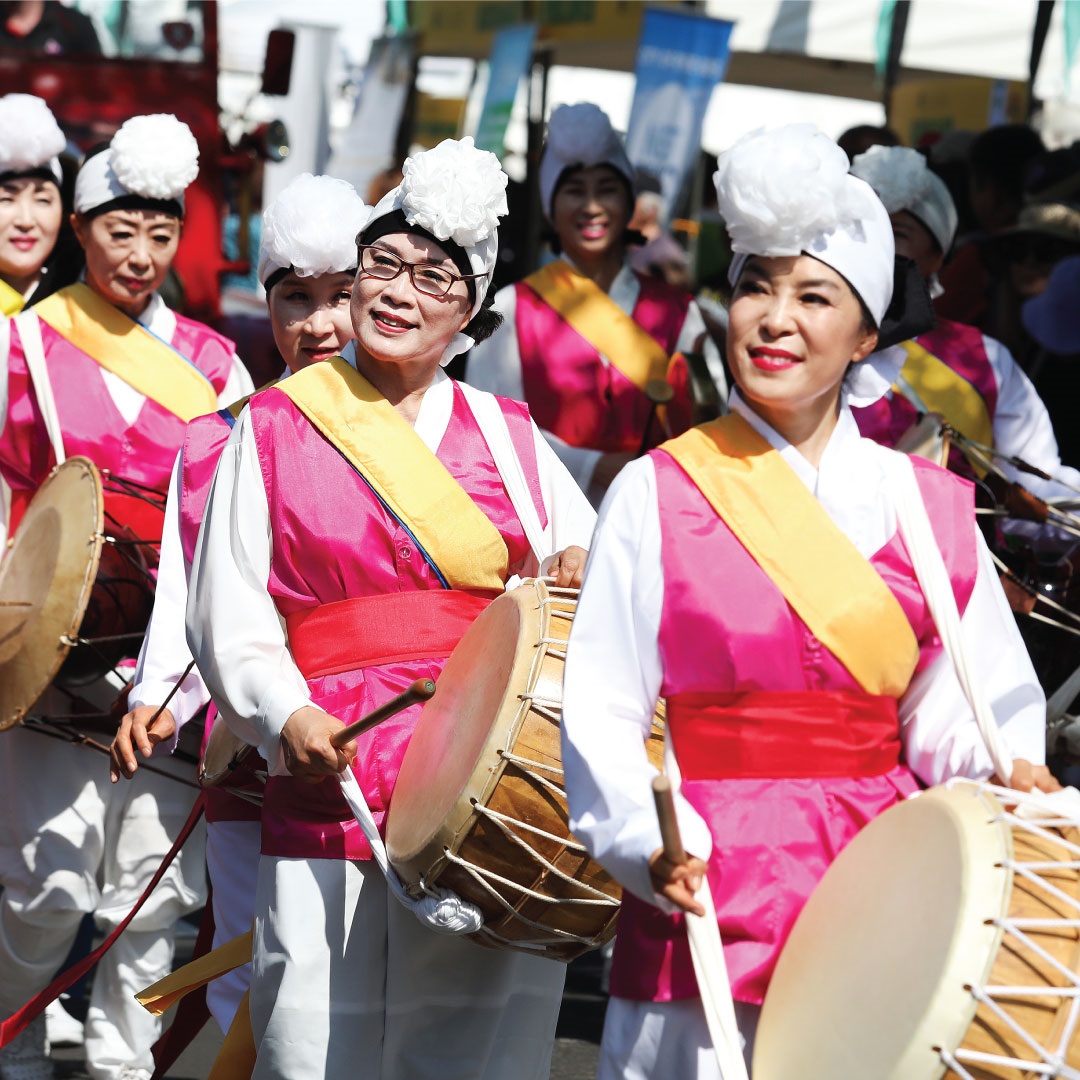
left=13, top=310, right=65, bottom=466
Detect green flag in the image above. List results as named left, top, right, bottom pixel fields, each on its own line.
left=875, top=0, right=897, bottom=79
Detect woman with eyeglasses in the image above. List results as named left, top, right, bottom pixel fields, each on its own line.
left=467, top=102, right=722, bottom=506
left=187, top=137, right=596, bottom=1079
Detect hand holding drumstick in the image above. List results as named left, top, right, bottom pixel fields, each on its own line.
left=650, top=774, right=708, bottom=917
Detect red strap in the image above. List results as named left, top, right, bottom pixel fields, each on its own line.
left=667, top=690, right=901, bottom=780
left=103, top=489, right=165, bottom=547
left=0, top=794, right=205, bottom=1051
left=284, top=591, right=492, bottom=680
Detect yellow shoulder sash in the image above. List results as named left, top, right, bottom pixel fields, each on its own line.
left=662, top=413, right=920, bottom=698
left=897, top=340, right=993, bottom=447
left=34, top=284, right=218, bottom=422
left=524, top=260, right=671, bottom=391
left=276, top=358, right=509, bottom=591
left=0, top=278, right=24, bottom=316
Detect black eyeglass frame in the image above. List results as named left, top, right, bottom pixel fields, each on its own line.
left=355, top=243, right=485, bottom=298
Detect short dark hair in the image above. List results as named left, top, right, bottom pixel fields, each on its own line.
left=969, top=124, right=1046, bottom=200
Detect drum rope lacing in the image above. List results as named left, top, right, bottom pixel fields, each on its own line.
left=936, top=782, right=1080, bottom=1079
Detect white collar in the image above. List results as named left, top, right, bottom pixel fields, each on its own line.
left=412, top=368, right=453, bottom=452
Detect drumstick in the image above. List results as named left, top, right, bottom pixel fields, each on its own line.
left=330, top=678, right=436, bottom=749
left=638, top=379, right=676, bottom=457
left=652, top=773, right=687, bottom=864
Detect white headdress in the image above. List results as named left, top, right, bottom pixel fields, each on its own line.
left=259, top=173, right=372, bottom=287
left=539, top=103, right=634, bottom=219
left=74, top=114, right=199, bottom=217
left=715, top=124, right=900, bottom=406
left=363, top=136, right=508, bottom=365
left=850, top=145, right=958, bottom=254
left=0, top=95, right=65, bottom=183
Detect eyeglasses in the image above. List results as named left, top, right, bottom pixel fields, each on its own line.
left=356, top=244, right=483, bottom=298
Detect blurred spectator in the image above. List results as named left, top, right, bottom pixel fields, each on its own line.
left=628, top=171, right=689, bottom=287
left=937, top=124, right=1047, bottom=329
left=0, top=0, right=101, bottom=54
left=982, top=201, right=1080, bottom=367
left=1022, top=254, right=1080, bottom=465
left=836, top=123, right=900, bottom=162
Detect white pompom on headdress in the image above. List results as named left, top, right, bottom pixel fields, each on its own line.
left=74, top=113, right=199, bottom=216
left=0, top=94, right=65, bottom=182
left=851, top=144, right=958, bottom=253
left=539, top=102, right=635, bottom=218
left=364, top=136, right=509, bottom=365
left=716, top=124, right=894, bottom=325
left=259, top=173, right=372, bottom=287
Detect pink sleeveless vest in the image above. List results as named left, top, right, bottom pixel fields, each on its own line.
left=0, top=307, right=235, bottom=538
left=250, top=380, right=545, bottom=860
left=609, top=448, right=980, bottom=1006
left=176, top=409, right=260, bottom=824
left=853, top=319, right=997, bottom=471
left=515, top=270, right=694, bottom=452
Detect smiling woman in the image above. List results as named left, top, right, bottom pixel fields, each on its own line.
left=0, top=94, right=74, bottom=314
left=559, top=123, right=1055, bottom=1080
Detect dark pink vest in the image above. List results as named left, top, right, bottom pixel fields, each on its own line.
left=610, top=448, right=980, bottom=1006
left=515, top=271, right=694, bottom=452
left=250, top=380, right=545, bottom=860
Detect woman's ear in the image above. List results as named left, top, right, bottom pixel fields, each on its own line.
left=850, top=328, right=880, bottom=365
left=70, top=212, right=87, bottom=250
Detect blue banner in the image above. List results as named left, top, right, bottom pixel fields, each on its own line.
left=475, top=23, right=537, bottom=156
left=626, top=9, right=734, bottom=220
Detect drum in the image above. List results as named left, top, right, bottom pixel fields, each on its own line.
left=0, top=457, right=104, bottom=730
left=199, top=718, right=264, bottom=797
left=755, top=780, right=1080, bottom=1079
left=386, top=578, right=664, bottom=963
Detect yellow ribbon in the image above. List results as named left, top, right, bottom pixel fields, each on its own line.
left=898, top=340, right=994, bottom=449
left=662, top=414, right=920, bottom=698
left=33, top=284, right=218, bottom=422
left=277, top=357, right=509, bottom=591
left=0, top=277, right=24, bottom=316
left=136, top=930, right=253, bottom=1015
left=207, top=989, right=256, bottom=1079
left=524, top=259, right=672, bottom=392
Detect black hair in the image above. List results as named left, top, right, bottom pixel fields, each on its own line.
left=969, top=125, right=1046, bottom=200
left=263, top=264, right=359, bottom=295
left=463, top=289, right=503, bottom=345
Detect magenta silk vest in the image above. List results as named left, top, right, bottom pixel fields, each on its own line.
left=609, top=449, right=980, bottom=1006
left=853, top=319, right=997, bottom=466
left=178, top=409, right=260, bottom=824
left=0, top=310, right=235, bottom=531
left=514, top=271, right=695, bottom=453
left=250, top=380, right=546, bottom=860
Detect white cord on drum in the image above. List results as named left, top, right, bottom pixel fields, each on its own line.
left=337, top=769, right=483, bottom=935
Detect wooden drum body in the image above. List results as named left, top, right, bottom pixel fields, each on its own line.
left=386, top=578, right=663, bottom=963
left=755, top=780, right=1080, bottom=1080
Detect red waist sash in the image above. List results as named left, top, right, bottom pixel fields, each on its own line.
left=667, top=690, right=902, bottom=781
left=284, top=590, right=492, bottom=680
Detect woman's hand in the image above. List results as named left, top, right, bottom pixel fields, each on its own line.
left=109, top=706, right=176, bottom=782
left=547, top=545, right=588, bottom=589
left=648, top=847, right=709, bottom=917
left=999, top=758, right=1061, bottom=794
left=280, top=706, right=356, bottom=783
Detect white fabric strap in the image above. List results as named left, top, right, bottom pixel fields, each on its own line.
left=13, top=310, right=65, bottom=467
left=458, top=380, right=549, bottom=565
left=662, top=732, right=751, bottom=1080
left=337, top=769, right=483, bottom=936
left=886, top=452, right=1014, bottom=783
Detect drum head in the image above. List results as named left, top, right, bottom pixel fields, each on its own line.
left=386, top=586, right=528, bottom=877
left=754, top=784, right=1012, bottom=1080
left=0, top=458, right=103, bottom=730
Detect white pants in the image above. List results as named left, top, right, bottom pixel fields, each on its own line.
left=0, top=728, right=206, bottom=1080
left=251, top=855, right=565, bottom=1080
left=598, top=997, right=760, bottom=1080
left=205, top=820, right=260, bottom=1033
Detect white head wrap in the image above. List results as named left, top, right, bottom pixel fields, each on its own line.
left=363, top=136, right=508, bottom=365
left=539, top=102, right=635, bottom=219
left=74, top=114, right=199, bottom=217
left=258, top=173, right=372, bottom=287
left=0, top=94, right=65, bottom=184
left=850, top=145, right=958, bottom=254
left=715, top=124, right=899, bottom=406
